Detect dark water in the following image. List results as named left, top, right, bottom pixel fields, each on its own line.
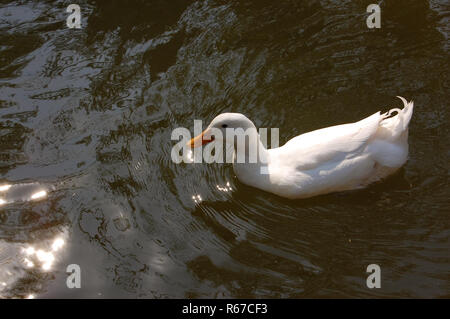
left=0, top=0, right=449, bottom=298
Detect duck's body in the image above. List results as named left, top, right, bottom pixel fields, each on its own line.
left=191, top=97, right=414, bottom=199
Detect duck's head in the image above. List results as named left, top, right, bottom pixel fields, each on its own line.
left=189, top=113, right=256, bottom=148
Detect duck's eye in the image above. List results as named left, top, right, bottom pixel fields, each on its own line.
left=222, top=124, right=228, bottom=128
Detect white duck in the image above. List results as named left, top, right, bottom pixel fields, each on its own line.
left=189, top=96, right=414, bottom=199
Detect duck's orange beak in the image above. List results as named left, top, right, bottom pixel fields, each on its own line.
left=188, top=130, right=215, bottom=148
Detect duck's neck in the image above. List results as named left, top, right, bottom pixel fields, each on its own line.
left=232, top=130, right=270, bottom=187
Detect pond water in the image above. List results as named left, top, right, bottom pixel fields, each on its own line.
left=0, top=0, right=448, bottom=298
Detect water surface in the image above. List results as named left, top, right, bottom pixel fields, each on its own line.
left=0, top=0, right=449, bottom=298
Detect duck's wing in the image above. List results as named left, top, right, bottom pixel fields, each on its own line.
left=276, top=111, right=383, bottom=171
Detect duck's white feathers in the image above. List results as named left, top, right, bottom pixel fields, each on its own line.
left=260, top=96, right=414, bottom=198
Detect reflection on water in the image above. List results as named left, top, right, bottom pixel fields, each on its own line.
left=0, top=0, right=449, bottom=298
left=0, top=185, right=11, bottom=192
left=192, top=194, right=203, bottom=204
left=0, top=227, right=68, bottom=298
left=21, top=236, right=65, bottom=271
left=216, top=182, right=232, bottom=193
left=0, top=183, right=49, bottom=205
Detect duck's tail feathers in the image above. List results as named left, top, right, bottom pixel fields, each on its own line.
left=395, top=96, right=414, bottom=130
left=368, top=97, right=413, bottom=169
left=379, top=96, right=414, bottom=141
